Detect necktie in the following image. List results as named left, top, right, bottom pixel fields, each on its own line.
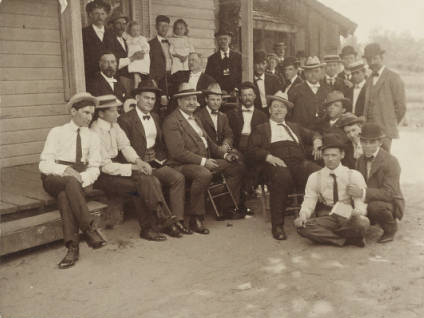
left=211, top=110, right=218, bottom=115
left=161, top=39, right=169, bottom=44
left=278, top=123, right=297, bottom=143
left=143, top=115, right=150, bottom=120
left=330, top=173, right=338, bottom=204
left=76, top=128, right=82, bottom=164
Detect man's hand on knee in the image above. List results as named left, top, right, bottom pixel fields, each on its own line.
left=63, top=167, right=82, bottom=183
left=294, top=215, right=307, bottom=228
left=265, top=154, right=287, bottom=167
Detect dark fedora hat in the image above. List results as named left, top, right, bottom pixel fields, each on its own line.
left=281, top=56, right=298, bottom=69
left=85, top=0, right=111, bottom=14
left=360, top=123, right=386, bottom=140
left=363, top=43, right=385, bottom=58
left=254, top=51, right=267, bottom=64
left=323, top=90, right=351, bottom=108
left=214, top=30, right=232, bottom=37
left=321, top=134, right=346, bottom=151
left=132, top=78, right=162, bottom=96
left=340, top=45, right=357, bottom=57
left=335, top=112, right=365, bottom=128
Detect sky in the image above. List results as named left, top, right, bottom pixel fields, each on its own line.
left=319, top=0, right=424, bottom=43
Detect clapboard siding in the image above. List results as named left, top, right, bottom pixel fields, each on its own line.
left=0, top=0, right=66, bottom=169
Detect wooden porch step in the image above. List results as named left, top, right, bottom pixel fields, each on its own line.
left=0, top=201, right=107, bottom=256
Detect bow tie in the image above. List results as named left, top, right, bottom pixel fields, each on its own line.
left=211, top=110, right=218, bottom=115
left=161, top=39, right=169, bottom=44
left=254, top=76, right=263, bottom=81
left=310, top=84, right=320, bottom=89
left=143, top=115, right=150, bottom=120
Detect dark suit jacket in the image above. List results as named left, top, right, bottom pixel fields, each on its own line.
left=118, top=110, right=167, bottom=161
left=82, top=25, right=114, bottom=82
left=283, top=75, right=304, bottom=96
left=86, top=72, right=127, bottom=102
left=320, top=77, right=349, bottom=94
left=247, top=121, right=319, bottom=163
left=345, top=83, right=366, bottom=116
left=226, top=106, right=268, bottom=149
left=364, top=67, right=406, bottom=138
left=149, top=37, right=169, bottom=91
left=288, top=82, right=330, bottom=129
left=337, top=70, right=351, bottom=81
left=253, top=73, right=282, bottom=111
left=205, top=50, right=242, bottom=93
left=195, top=107, right=233, bottom=146
left=162, top=109, right=225, bottom=166
left=110, top=35, right=130, bottom=79
left=356, top=148, right=405, bottom=219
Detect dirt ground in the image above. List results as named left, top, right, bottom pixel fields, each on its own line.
left=1, top=128, right=423, bottom=318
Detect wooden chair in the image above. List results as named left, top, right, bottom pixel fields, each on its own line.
left=206, top=172, right=239, bottom=220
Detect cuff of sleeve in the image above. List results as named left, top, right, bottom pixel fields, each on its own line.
left=52, top=164, right=68, bottom=176
left=80, top=172, right=90, bottom=188
left=122, top=164, right=133, bottom=177
left=119, top=57, right=130, bottom=69
left=201, top=158, right=206, bottom=166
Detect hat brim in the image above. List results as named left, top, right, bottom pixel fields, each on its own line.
left=96, top=102, right=123, bottom=109
left=303, top=63, right=326, bottom=70
left=321, top=143, right=346, bottom=151
left=335, top=117, right=365, bottom=128
left=359, top=134, right=386, bottom=141
left=67, top=96, right=98, bottom=110
left=172, top=91, right=203, bottom=99
left=267, top=95, right=294, bottom=109
left=323, top=97, right=352, bottom=108
left=202, top=89, right=225, bottom=96
left=132, top=87, right=162, bottom=96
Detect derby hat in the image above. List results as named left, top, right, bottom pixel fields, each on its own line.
left=340, top=45, right=357, bottom=57
left=155, top=15, right=170, bottom=24
left=303, top=56, right=326, bottom=70
left=321, top=133, right=346, bottom=151
left=323, top=54, right=342, bottom=64
left=360, top=123, right=386, bottom=140
left=85, top=0, right=111, bottom=14
left=281, top=56, right=298, bottom=68
left=335, top=112, right=365, bottom=128
left=363, top=43, right=385, bottom=58
left=67, top=92, right=98, bottom=111
left=172, top=82, right=203, bottom=99
left=214, top=30, right=232, bottom=37
left=254, top=51, right=267, bottom=64
left=132, top=78, right=162, bottom=96
left=323, top=90, right=351, bottom=108
left=96, top=94, right=123, bottom=109
left=267, top=91, right=294, bottom=109
left=348, top=60, right=366, bottom=73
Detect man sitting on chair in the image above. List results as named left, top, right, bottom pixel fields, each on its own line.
left=294, top=135, right=370, bottom=247
left=247, top=91, right=322, bottom=240
left=39, top=92, right=106, bottom=269
left=163, top=83, right=245, bottom=232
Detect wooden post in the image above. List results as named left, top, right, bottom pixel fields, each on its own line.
left=240, top=0, right=253, bottom=82
left=59, top=1, right=85, bottom=98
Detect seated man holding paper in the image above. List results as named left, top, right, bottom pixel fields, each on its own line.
left=294, top=134, right=370, bottom=247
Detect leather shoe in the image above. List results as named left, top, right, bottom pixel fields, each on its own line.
left=140, top=228, right=167, bottom=241
left=85, top=229, right=106, bottom=249
left=189, top=217, right=210, bottom=234
left=175, top=221, right=193, bottom=235
left=224, top=208, right=245, bottom=220
left=165, top=224, right=183, bottom=238
left=272, top=225, right=287, bottom=240
left=239, top=204, right=254, bottom=216
left=58, top=245, right=79, bottom=269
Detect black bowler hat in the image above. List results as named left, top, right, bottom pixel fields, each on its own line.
left=335, top=113, right=365, bottom=129
left=85, top=0, right=111, bottom=14
left=321, top=134, right=346, bottom=151
left=360, top=123, right=386, bottom=140
left=281, top=56, right=298, bottom=68
left=254, top=51, right=267, bottom=64
left=340, top=45, right=357, bottom=57
left=363, top=43, right=385, bottom=59
left=156, top=15, right=170, bottom=24
left=132, top=78, right=162, bottom=96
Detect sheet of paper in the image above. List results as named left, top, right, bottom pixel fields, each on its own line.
left=330, top=202, right=353, bottom=219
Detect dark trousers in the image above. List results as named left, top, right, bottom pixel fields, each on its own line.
left=298, top=207, right=370, bottom=246
left=94, top=173, right=176, bottom=231
left=42, top=175, right=93, bottom=246
left=265, top=160, right=320, bottom=226
left=175, top=159, right=244, bottom=216
left=367, top=200, right=396, bottom=231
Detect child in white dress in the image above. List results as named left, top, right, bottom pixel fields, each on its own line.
left=169, top=19, right=195, bottom=74
left=126, top=21, right=150, bottom=88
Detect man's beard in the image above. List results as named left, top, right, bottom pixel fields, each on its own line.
left=104, top=68, right=116, bottom=78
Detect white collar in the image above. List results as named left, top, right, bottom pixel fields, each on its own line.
left=241, top=105, right=254, bottom=112
left=136, top=107, right=151, bottom=120
left=190, top=70, right=202, bottom=76
left=375, top=65, right=385, bottom=76
left=179, top=109, right=195, bottom=120
left=157, top=35, right=167, bottom=42
left=101, top=72, right=117, bottom=83
left=255, top=73, right=264, bottom=80
left=329, top=118, right=339, bottom=126
left=95, top=118, right=113, bottom=131
left=355, top=79, right=366, bottom=89
left=270, top=119, right=287, bottom=126
left=92, top=24, right=105, bottom=33
left=325, top=75, right=337, bottom=81
left=288, top=75, right=298, bottom=83
left=306, top=81, right=320, bottom=88
left=69, top=120, right=82, bottom=132
left=324, top=163, right=344, bottom=176
left=220, top=49, right=230, bottom=56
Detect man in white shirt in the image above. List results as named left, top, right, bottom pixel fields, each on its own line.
left=294, top=135, right=370, bottom=247
left=91, top=95, right=182, bottom=241
left=163, top=83, right=243, bottom=232
left=39, top=92, right=106, bottom=269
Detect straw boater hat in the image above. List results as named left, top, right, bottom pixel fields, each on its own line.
left=96, top=95, right=123, bottom=109
left=363, top=43, right=385, bottom=59
left=323, top=54, right=342, bottom=64
left=67, top=92, right=98, bottom=111
left=302, top=56, right=326, bottom=70
left=335, top=112, right=365, bottom=128
left=323, top=90, right=351, bottom=108
left=339, top=45, right=357, bottom=58
left=172, top=82, right=203, bottom=99
left=202, top=83, right=230, bottom=99
left=348, top=60, right=366, bottom=73
left=267, top=91, right=294, bottom=109
left=360, top=123, right=386, bottom=140
left=132, top=78, right=162, bottom=96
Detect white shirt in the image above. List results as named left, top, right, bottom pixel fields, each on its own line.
left=188, top=71, right=202, bottom=90
left=206, top=106, right=218, bottom=131
left=91, top=118, right=139, bottom=177
left=116, top=36, right=126, bottom=51
left=39, top=121, right=101, bottom=187
left=136, top=107, right=157, bottom=149
left=179, top=110, right=208, bottom=166
left=306, top=81, right=320, bottom=94
left=372, top=65, right=385, bottom=85
left=299, top=164, right=367, bottom=219
left=352, top=79, right=366, bottom=113
left=100, top=72, right=117, bottom=91
left=329, top=118, right=338, bottom=127
left=157, top=35, right=172, bottom=72
left=92, top=24, right=105, bottom=41
left=220, top=49, right=230, bottom=59
left=284, top=75, right=298, bottom=93
left=241, top=105, right=254, bottom=135
left=325, top=75, right=337, bottom=86
left=269, top=119, right=299, bottom=143
left=255, top=74, right=267, bottom=108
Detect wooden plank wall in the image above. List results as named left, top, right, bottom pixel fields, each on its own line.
left=0, top=0, right=68, bottom=169
left=150, top=0, right=217, bottom=68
